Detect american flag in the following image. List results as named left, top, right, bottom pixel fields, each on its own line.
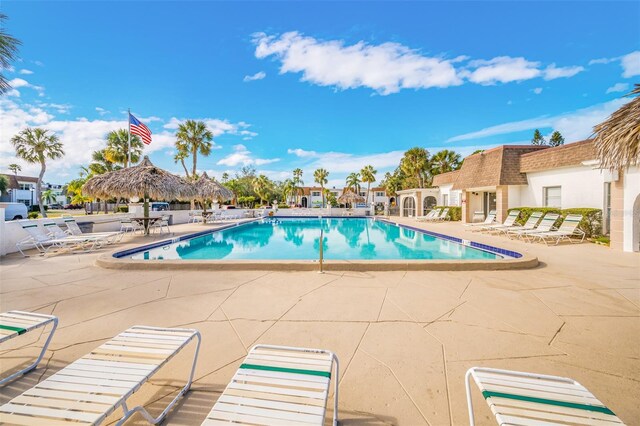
left=129, top=113, right=152, bottom=145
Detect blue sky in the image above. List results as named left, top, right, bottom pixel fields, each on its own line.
left=2, top=1, right=639, bottom=188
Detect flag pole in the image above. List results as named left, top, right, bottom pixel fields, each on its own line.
left=127, top=108, right=131, bottom=168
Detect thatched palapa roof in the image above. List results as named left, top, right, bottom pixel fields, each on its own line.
left=192, top=172, right=233, bottom=202
left=593, top=84, right=640, bottom=170
left=83, top=156, right=195, bottom=200
left=338, top=190, right=365, bottom=204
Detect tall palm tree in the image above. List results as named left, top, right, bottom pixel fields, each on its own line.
left=175, top=120, right=213, bottom=178
left=11, top=128, right=64, bottom=217
left=89, top=149, right=120, bottom=176
left=313, top=168, right=329, bottom=208
left=0, top=13, right=21, bottom=94
left=360, top=165, right=377, bottom=204
left=173, top=141, right=190, bottom=177
left=430, top=149, right=461, bottom=175
left=104, top=129, right=143, bottom=168
left=346, top=172, right=361, bottom=193
left=593, top=84, right=640, bottom=170
left=292, top=168, right=303, bottom=205
left=400, top=147, right=430, bottom=188
left=8, top=163, right=21, bottom=175
left=282, top=178, right=296, bottom=205
left=253, top=174, right=272, bottom=205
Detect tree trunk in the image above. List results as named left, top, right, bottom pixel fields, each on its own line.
left=38, top=158, right=46, bottom=218
left=321, top=185, right=325, bottom=208
left=366, top=182, right=371, bottom=205
left=180, top=158, right=189, bottom=178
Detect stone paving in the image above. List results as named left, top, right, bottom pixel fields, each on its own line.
left=0, top=218, right=638, bottom=425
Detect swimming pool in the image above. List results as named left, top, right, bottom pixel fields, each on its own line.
left=120, top=217, right=518, bottom=261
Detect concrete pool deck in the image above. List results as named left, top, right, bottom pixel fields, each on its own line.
left=0, top=218, right=638, bottom=425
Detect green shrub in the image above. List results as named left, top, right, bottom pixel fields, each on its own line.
left=508, top=207, right=602, bottom=238
left=29, top=205, right=48, bottom=212
left=433, top=205, right=462, bottom=221
left=116, top=205, right=129, bottom=213
left=28, top=212, right=39, bottom=219
left=277, top=203, right=290, bottom=209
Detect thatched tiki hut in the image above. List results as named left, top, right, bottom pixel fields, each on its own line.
left=593, top=84, right=640, bottom=170
left=192, top=172, right=234, bottom=220
left=338, top=190, right=365, bottom=208
left=83, top=156, right=194, bottom=231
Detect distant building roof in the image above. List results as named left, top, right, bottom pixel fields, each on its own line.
left=432, top=170, right=460, bottom=187
left=520, top=139, right=596, bottom=172
left=1, top=174, right=39, bottom=189
left=452, top=145, right=547, bottom=190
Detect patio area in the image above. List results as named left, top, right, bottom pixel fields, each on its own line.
left=1, top=219, right=638, bottom=425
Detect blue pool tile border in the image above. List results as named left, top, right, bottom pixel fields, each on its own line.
left=113, top=216, right=523, bottom=260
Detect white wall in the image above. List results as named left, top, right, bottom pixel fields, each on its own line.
left=518, top=166, right=607, bottom=209
left=438, top=184, right=462, bottom=206
left=623, top=166, right=640, bottom=252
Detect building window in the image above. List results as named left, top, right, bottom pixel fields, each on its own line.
left=543, top=186, right=561, bottom=207
left=17, top=199, right=31, bottom=207
left=442, top=194, right=449, bottom=206
left=375, top=191, right=385, bottom=197
left=359, top=192, right=366, bottom=197
left=423, top=196, right=437, bottom=215
left=403, top=197, right=416, bottom=217
left=18, top=183, right=32, bottom=191
left=311, top=191, right=321, bottom=197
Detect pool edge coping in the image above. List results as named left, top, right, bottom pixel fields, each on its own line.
left=97, top=217, right=538, bottom=271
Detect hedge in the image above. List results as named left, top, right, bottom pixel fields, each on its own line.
left=433, top=205, right=462, bottom=221
left=507, top=207, right=602, bottom=237
left=116, top=205, right=129, bottom=213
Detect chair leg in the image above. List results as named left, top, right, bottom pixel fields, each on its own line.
left=465, top=368, right=476, bottom=426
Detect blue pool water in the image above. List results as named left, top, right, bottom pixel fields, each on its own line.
left=127, top=218, right=504, bottom=261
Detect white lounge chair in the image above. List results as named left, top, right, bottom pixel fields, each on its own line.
left=425, top=207, right=449, bottom=222
left=0, top=325, right=201, bottom=425
left=43, top=222, right=111, bottom=246
left=416, top=209, right=440, bottom=222
left=16, top=222, right=102, bottom=256
left=202, top=344, right=339, bottom=426
left=189, top=210, right=204, bottom=224
left=0, top=311, right=58, bottom=386
left=465, top=211, right=497, bottom=230
left=479, top=210, right=520, bottom=233
left=496, top=211, right=543, bottom=235
left=120, top=217, right=144, bottom=234
left=507, top=213, right=560, bottom=241
left=151, top=214, right=171, bottom=234
left=465, top=367, right=625, bottom=426
left=63, top=217, right=124, bottom=243
left=531, top=214, right=586, bottom=245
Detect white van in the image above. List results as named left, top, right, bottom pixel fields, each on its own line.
left=0, top=202, right=29, bottom=221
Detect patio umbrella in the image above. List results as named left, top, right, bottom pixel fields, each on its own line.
left=192, top=172, right=234, bottom=218
left=593, top=84, right=640, bottom=170
left=83, top=156, right=195, bottom=231
left=338, top=190, right=365, bottom=207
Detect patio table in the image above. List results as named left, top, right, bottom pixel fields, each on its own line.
left=130, top=217, right=162, bottom=235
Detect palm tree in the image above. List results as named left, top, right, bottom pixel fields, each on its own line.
left=175, top=120, right=213, bottom=178
left=430, top=150, right=461, bottom=175
left=11, top=128, right=64, bottom=217
left=104, top=129, right=143, bottom=168
left=346, top=172, right=361, bottom=193
left=282, top=178, right=296, bottom=205
left=221, top=172, right=229, bottom=183
left=292, top=168, right=303, bottom=205
left=313, top=168, right=329, bottom=208
left=593, top=84, right=640, bottom=170
left=0, top=13, right=21, bottom=94
left=253, top=175, right=272, bottom=205
left=41, top=189, right=56, bottom=205
left=8, top=163, right=21, bottom=175
left=89, top=149, right=120, bottom=176
left=400, top=147, right=430, bottom=188
left=360, top=165, right=377, bottom=204
left=173, top=141, right=190, bottom=177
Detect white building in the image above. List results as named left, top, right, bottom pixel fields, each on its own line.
left=297, top=186, right=390, bottom=208
left=1, top=174, right=66, bottom=207
left=414, top=140, right=639, bottom=252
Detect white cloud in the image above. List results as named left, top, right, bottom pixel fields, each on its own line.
left=589, top=57, right=615, bottom=65
left=95, top=107, right=109, bottom=116
left=38, top=102, right=72, bottom=114
left=243, top=71, right=266, bottom=82
left=287, top=148, right=318, bottom=157
left=19, top=69, right=33, bottom=75
left=620, top=51, right=640, bottom=78
left=164, top=117, right=257, bottom=140
left=447, top=98, right=629, bottom=143
left=543, top=64, right=584, bottom=80
left=463, top=57, right=541, bottom=85
left=217, top=144, right=279, bottom=167
left=33, top=60, right=44, bottom=67
left=8, top=77, right=45, bottom=96
left=606, top=83, right=629, bottom=94
left=253, top=31, right=462, bottom=94
left=532, top=87, right=543, bottom=95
